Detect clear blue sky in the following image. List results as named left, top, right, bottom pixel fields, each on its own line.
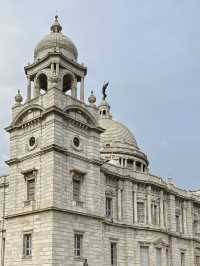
left=0, top=0, right=200, bottom=190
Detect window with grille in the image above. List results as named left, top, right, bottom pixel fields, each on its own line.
left=196, top=256, right=200, bottom=266
left=137, top=202, right=145, bottom=223
left=73, top=179, right=81, bottom=201
left=156, top=248, right=162, bottom=266
left=106, top=197, right=112, bottom=218
left=23, top=233, right=32, bottom=257
left=2, top=237, right=5, bottom=265
left=176, top=214, right=180, bottom=232
left=74, top=234, right=83, bottom=257
left=180, top=252, right=185, bottom=266
left=140, top=246, right=149, bottom=266
left=193, top=219, right=198, bottom=234
left=27, top=179, right=35, bottom=201
left=111, top=242, right=117, bottom=266
left=166, top=248, right=169, bottom=266
left=151, top=203, right=157, bottom=225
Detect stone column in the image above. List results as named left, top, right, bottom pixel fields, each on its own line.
left=27, top=75, right=31, bottom=101
left=124, top=159, right=127, bottom=168
left=133, top=183, right=137, bottom=223
left=147, top=185, right=151, bottom=225
left=56, top=63, right=59, bottom=76
left=168, top=194, right=176, bottom=232
left=51, top=63, right=54, bottom=74
left=71, top=79, right=77, bottom=98
left=187, top=201, right=193, bottom=237
left=80, top=77, right=85, bottom=102
left=121, top=180, right=133, bottom=224
left=34, top=81, right=40, bottom=98
left=182, top=202, right=187, bottom=234
left=133, top=161, right=136, bottom=171
left=71, top=87, right=77, bottom=98
left=117, top=186, right=122, bottom=221
left=160, top=190, right=164, bottom=228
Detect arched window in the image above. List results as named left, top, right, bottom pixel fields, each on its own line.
left=63, top=74, right=73, bottom=95
left=37, top=73, right=47, bottom=95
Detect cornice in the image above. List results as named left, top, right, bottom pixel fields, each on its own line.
left=6, top=105, right=103, bottom=134
left=6, top=144, right=102, bottom=167
left=24, top=52, right=87, bottom=75
left=4, top=206, right=200, bottom=244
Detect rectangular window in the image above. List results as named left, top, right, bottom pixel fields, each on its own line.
left=180, top=252, right=185, bottom=266
left=194, top=220, right=198, bottom=234
left=106, top=197, right=112, bottom=218
left=156, top=248, right=162, bottom=266
left=73, top=179, right=80, bottom=201
left=137, top=202, right=145, bottom=223
left=196, top=256, right=200, bottom=266
left=2, top=238, right=5, bottom=266
left=23, top=233, right=32, bottom=257
left=166, top=248, right=169, bottom=266
left=74, top=234, right=83, bottom=257
left=111, top=242, right=117, bottom=266
left=151, top=203, right=158, bottom=225
left=136, top=161, right=142, bottom=172
left=140, top=246, right=149, bottom=266
left=27, top=179, right=35, bottom=201
left=176, top=215, right=180, bottom=232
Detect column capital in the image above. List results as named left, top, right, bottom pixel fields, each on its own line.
left=133, top=183, right=137, bottom=192
left=118, top=180, right=124, bottom=190
left=147, top=185, right=151, bottom=194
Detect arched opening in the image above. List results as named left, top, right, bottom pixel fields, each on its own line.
left=63, top=74, right=73, bottom=95
left=37, top=73, right=48, bottom=95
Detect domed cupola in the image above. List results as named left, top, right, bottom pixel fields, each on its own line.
left=34, top=16, right=78, bottom=61
left=98, top=84, right=148, bottom=172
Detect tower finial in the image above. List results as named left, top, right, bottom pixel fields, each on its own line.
left=88, top=90, right=96, bottom=106
left=50, top=14, right=62, bottom=33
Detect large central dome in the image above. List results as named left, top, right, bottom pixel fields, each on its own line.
left=34, top=16, right=78, bottom=61
left=98, top=99, right=148, bottom=168
left=99, top=118, right=139, bottom=153
left=98, top=99, right=140, bottom=154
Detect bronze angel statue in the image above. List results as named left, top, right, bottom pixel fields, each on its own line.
left=102, top=81, right=109, bottom=100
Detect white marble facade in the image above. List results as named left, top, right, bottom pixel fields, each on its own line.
left=0, top=16, right=200, bottom=266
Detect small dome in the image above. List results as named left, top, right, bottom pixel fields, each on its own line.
left=99, top=118, right=139, bottom=153
left=34, top=16, right=78, bottom=61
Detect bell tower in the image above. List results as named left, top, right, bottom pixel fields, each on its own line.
left=4, top=16, right=104, bottom=266
left=25, top=15, right=86, bottom=102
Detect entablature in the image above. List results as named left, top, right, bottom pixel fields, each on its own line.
left=24, top=52, right=87, bottom=76
left=101, top=163, right=200, bottom=205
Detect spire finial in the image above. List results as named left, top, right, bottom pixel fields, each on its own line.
left=51, top=14, right=62, bottom=33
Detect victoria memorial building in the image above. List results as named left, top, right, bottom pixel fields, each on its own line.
left=0, top=16, right=200, bottom=266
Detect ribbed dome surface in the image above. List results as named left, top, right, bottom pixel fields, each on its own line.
left=34, top=16, right=78, bottom=61
left=99, top=118, right=139, bottom=152
left=34, top=32, right=78, bottom=61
